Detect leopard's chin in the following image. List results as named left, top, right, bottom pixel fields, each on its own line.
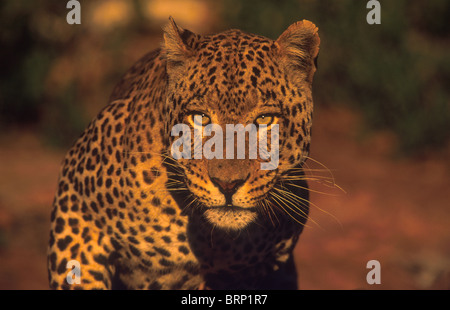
left=203, top=206, right=258, bottom=230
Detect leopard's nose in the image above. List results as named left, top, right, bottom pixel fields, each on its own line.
left=211, top=178, right=244, bottom=193
left=208, top=158, right=251, bottom=204
left=210, top=177, right=245, bottom=205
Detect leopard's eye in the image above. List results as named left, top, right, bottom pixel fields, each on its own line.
left=190, top=113, right=211, bottom=126
left=254, top=114, right=275, bottom=126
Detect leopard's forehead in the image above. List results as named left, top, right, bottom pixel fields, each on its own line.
left=202, top=29, right=274, bottom=51
left=181, top=30, right=284, bottom=117
left=195, top=29, right=277, bottom=76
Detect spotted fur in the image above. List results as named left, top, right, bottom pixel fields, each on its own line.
left=48, top=18, right=320, bottom=290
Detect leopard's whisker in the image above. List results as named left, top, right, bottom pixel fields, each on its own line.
left=281, top=176, right=335, bottom=182
left=304, top=156, right=336, bottom=183
left=272, top=187, right=321, bottom=228
left=274, top=186, right=309, bottom=212
left=284, top=167, right=338, bottom=173
left=273, top=187, right=321, bottom=229
left=268, top=192, right=311, bottom=227
left=258, top=199, right=276, bottom=227
left=269, top=191, right=309, bottom=222
left=182, top=195, right=198, bottom=213
left=263, top=197, right=280, bottom=226
left=277, top=184, right=342, bottom=229
left=283, top=181, right=342, bottom=197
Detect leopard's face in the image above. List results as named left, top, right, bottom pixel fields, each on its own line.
left=163, top=19, right=320, bottom=230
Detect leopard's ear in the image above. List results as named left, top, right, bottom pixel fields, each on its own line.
left=275, top=20, right=320, bottom=83
left=163, top=17, right=196, bottom=73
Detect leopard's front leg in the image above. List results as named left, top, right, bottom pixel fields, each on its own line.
left=48, top=198, right=115, bottom=290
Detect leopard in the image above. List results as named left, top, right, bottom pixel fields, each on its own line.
left=47, top=17, right=320, bottom=290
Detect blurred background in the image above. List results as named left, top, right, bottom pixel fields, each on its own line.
left=0, top=0, right=449, bottom=289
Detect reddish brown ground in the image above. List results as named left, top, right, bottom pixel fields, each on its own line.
left=0, top=106, right=448, bottom=289
left=295, top=106, right=450, bottom=290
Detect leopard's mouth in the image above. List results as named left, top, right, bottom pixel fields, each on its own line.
left=203, top=204, right=258, bottom=230
left=207, top=204, right=257, bottom=212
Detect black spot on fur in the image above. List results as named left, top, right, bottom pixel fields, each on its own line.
left=88, top=270, right=104, bottom=281
left=57, top=235, right=73, bottom=251
left=154, top=246, right=171, bottom=257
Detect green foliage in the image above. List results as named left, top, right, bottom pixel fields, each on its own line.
left=1, top=0, right=449, bottom=154
left=0, top=2, right=50, bottom=125
left=40, top=83, right=87, bottom=148
left=221, top=0, right=450, bottom=154
left=0, top=1, right=86, bottom=146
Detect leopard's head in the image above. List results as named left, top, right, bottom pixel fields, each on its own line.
left=163, top=18, right=320, bottom=230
